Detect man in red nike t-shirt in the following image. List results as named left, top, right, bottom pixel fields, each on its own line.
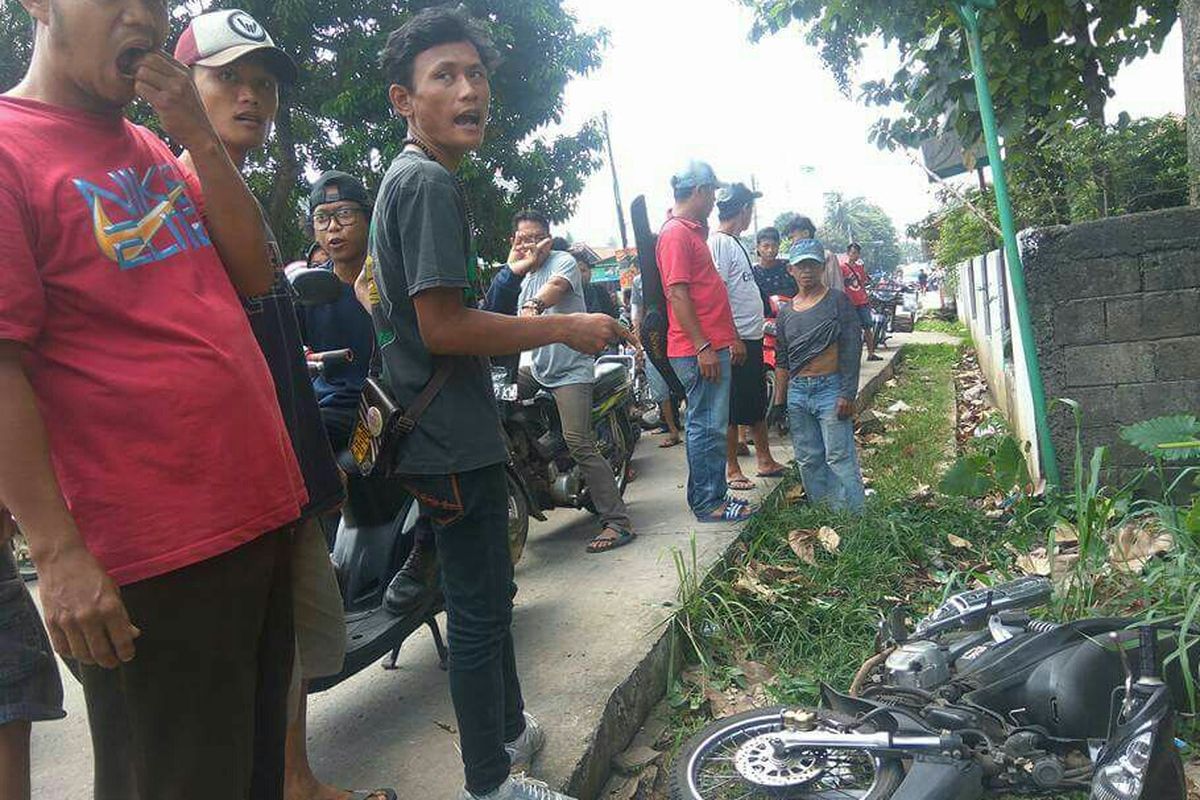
left=0, top=2, right=305, bottom=798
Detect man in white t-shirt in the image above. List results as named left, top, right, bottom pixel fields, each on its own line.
left=709, top=184, right=788, bottom=491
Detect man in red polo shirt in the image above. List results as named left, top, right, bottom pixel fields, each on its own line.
left=0, top=1, right=305, bottom=797
left=840, top=242, right=881, bottom=361
left=657, top=161, right=751, bottom=523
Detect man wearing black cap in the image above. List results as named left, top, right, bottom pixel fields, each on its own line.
left=300, top=171, right=378, bottom=452
left=709, top=184, right=788, bottom=493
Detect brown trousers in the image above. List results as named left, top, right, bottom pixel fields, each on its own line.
left=77, top=528, right=294, bottom=800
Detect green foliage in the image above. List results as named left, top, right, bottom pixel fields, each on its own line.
left=914, top=317, right=968, bottom=337
left=743, top=0, right=1176, bottom=155
left=930, top=188, right=997, bottom=268
left=2, top=0, right=607, bottom=262
left=818, top=191, right=902, bottom=272
left=1121, top=415, right=1200, bottom=462
left=0, top=1, right=31, bottom=91
left=940, top=434, right=1030, bottom=497
left=926, top=116, right=1187, bottom=267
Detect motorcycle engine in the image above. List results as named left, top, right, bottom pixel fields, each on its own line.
left=547, top=463, right=583, bottom=507
left=884, top=641, right=951, bottom=691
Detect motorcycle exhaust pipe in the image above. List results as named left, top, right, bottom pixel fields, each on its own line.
left=773, top=730, right=961, bottom=755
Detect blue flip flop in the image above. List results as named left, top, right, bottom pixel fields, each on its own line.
left=696, top=498, right=754, bottom=524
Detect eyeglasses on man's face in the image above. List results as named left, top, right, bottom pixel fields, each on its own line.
left=312, top=207, right=364, bottom=231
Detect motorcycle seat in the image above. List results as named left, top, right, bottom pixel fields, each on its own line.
left=593, top=361, right=628, bottom=399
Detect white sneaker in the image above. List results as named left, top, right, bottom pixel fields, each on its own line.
left=458, top=774, right=577, bottom=800
left=504, top=713, right=546, bottom=774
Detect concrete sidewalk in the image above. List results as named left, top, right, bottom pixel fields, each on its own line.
left=29, top=331, right=955, bottom=799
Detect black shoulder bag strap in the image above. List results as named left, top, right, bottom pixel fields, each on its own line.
left=395, top=359, right=455, bottom=435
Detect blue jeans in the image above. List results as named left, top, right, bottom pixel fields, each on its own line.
left=787, top=374, right=866, bottom=512
left=671, top=349, right=732, bottom=518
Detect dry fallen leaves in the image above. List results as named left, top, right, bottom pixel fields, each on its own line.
left=788, top=529, right=818, bottom=566
left=1110, top=519, right=1174, bottom=573
left=816, top=526, right=841, bottom=554
left=787, top=527, right=841, bottom=565
left=887, top=400, right=913, bottom=413
left=784, top=484, right=807, bottom=506
left=733, top=570, right=782, bottom=602
left=947, top=533, right=972, bottom=549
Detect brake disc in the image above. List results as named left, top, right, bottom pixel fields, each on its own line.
left=733, top=734, right=826, bottom=788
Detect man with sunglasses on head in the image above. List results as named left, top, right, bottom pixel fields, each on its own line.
left=299, top=171, right=378, bottom=453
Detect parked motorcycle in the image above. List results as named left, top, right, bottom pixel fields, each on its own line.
left=493, top=354, right=640, bottom=521
left=762, top=294, right=791, bottom=436
left=290, top=267, right=528, bottom=691
left=671, top=576, right=1193, bottom=800
left=869, top=288, right=903, bottom=350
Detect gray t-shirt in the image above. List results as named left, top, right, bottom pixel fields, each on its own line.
left=369, top=150, right=508, bottom=475
left=709, top=232, right=765, bottom=340
left=519, top=251, right=594, bottom=387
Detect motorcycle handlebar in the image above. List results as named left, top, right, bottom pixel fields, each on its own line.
left=308, top=349, right=354, bottom=367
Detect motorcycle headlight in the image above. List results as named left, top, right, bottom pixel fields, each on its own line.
left=1092, top=729, right=1153, bottom=800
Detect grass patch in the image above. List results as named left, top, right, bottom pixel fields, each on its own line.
left=859, top=344, right=958, bottom=500
left=914, top=317, right=968, bottom=337
left=669, top=344, right=1022, bottom=713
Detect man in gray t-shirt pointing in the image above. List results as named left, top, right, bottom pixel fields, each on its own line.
left=512, top=211, right=636, bottom=553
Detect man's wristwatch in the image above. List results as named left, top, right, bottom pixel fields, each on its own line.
left=522, top=298, right=547, bottom=315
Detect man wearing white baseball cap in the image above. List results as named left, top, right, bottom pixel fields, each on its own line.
left=175, top=9, right=298, bottom=83
left=176, top=10, right=396, bottom=800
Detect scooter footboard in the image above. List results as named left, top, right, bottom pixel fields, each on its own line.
left=890, top=758, right=984, bottom=800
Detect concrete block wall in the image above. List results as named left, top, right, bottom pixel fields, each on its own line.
left=1021, top=206, right=1200, bottom=477
left=956, top=206, right=1200, bottom=481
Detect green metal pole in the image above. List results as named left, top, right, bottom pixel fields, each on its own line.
left=955, top=2, right=1061, bottom=485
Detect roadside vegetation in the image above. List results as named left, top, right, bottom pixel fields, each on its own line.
left=665, top=342, right=1200, bottom=763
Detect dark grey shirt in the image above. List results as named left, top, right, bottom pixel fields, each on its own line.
left=369, top=150, right=507, bottom=475
left=775, top=289, right=863, bottom=401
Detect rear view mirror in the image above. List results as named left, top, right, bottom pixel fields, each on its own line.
left=288, top=266, right=343, bottom=307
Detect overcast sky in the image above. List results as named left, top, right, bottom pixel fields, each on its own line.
left=554, top=0, right=1185, bottom=247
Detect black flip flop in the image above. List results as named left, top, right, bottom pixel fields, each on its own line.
left=587, top=528, right=635, bottom=554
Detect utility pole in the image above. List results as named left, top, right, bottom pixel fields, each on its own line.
left=954, top=0, right=1060, bottom=485
left=1183, top=0, right=1200, bottom=204
left=602, top=111, right=629, bottom=250
left=751, top=174, right=760, bottom=234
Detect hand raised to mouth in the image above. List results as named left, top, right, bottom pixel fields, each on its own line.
left=132, top=51, right=221, bottom=153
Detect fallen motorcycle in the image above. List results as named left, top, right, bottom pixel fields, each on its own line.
left=671, top=576, right=1193, bottom=800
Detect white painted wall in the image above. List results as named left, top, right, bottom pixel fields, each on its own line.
left=955, top=247, right=1044, bottom=482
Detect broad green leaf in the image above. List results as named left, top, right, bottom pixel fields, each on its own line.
left=1121, top=416, right=1200, bottom=462
left=939, top=454, right=993, bottom=497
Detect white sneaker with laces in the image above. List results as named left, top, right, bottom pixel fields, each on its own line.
left=504, top=713, right=546, bottom=774
left=457, top=774, right=577, bottom=800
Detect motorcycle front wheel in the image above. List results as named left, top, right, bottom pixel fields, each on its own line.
left=670, top=706, right=902, bottom=800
